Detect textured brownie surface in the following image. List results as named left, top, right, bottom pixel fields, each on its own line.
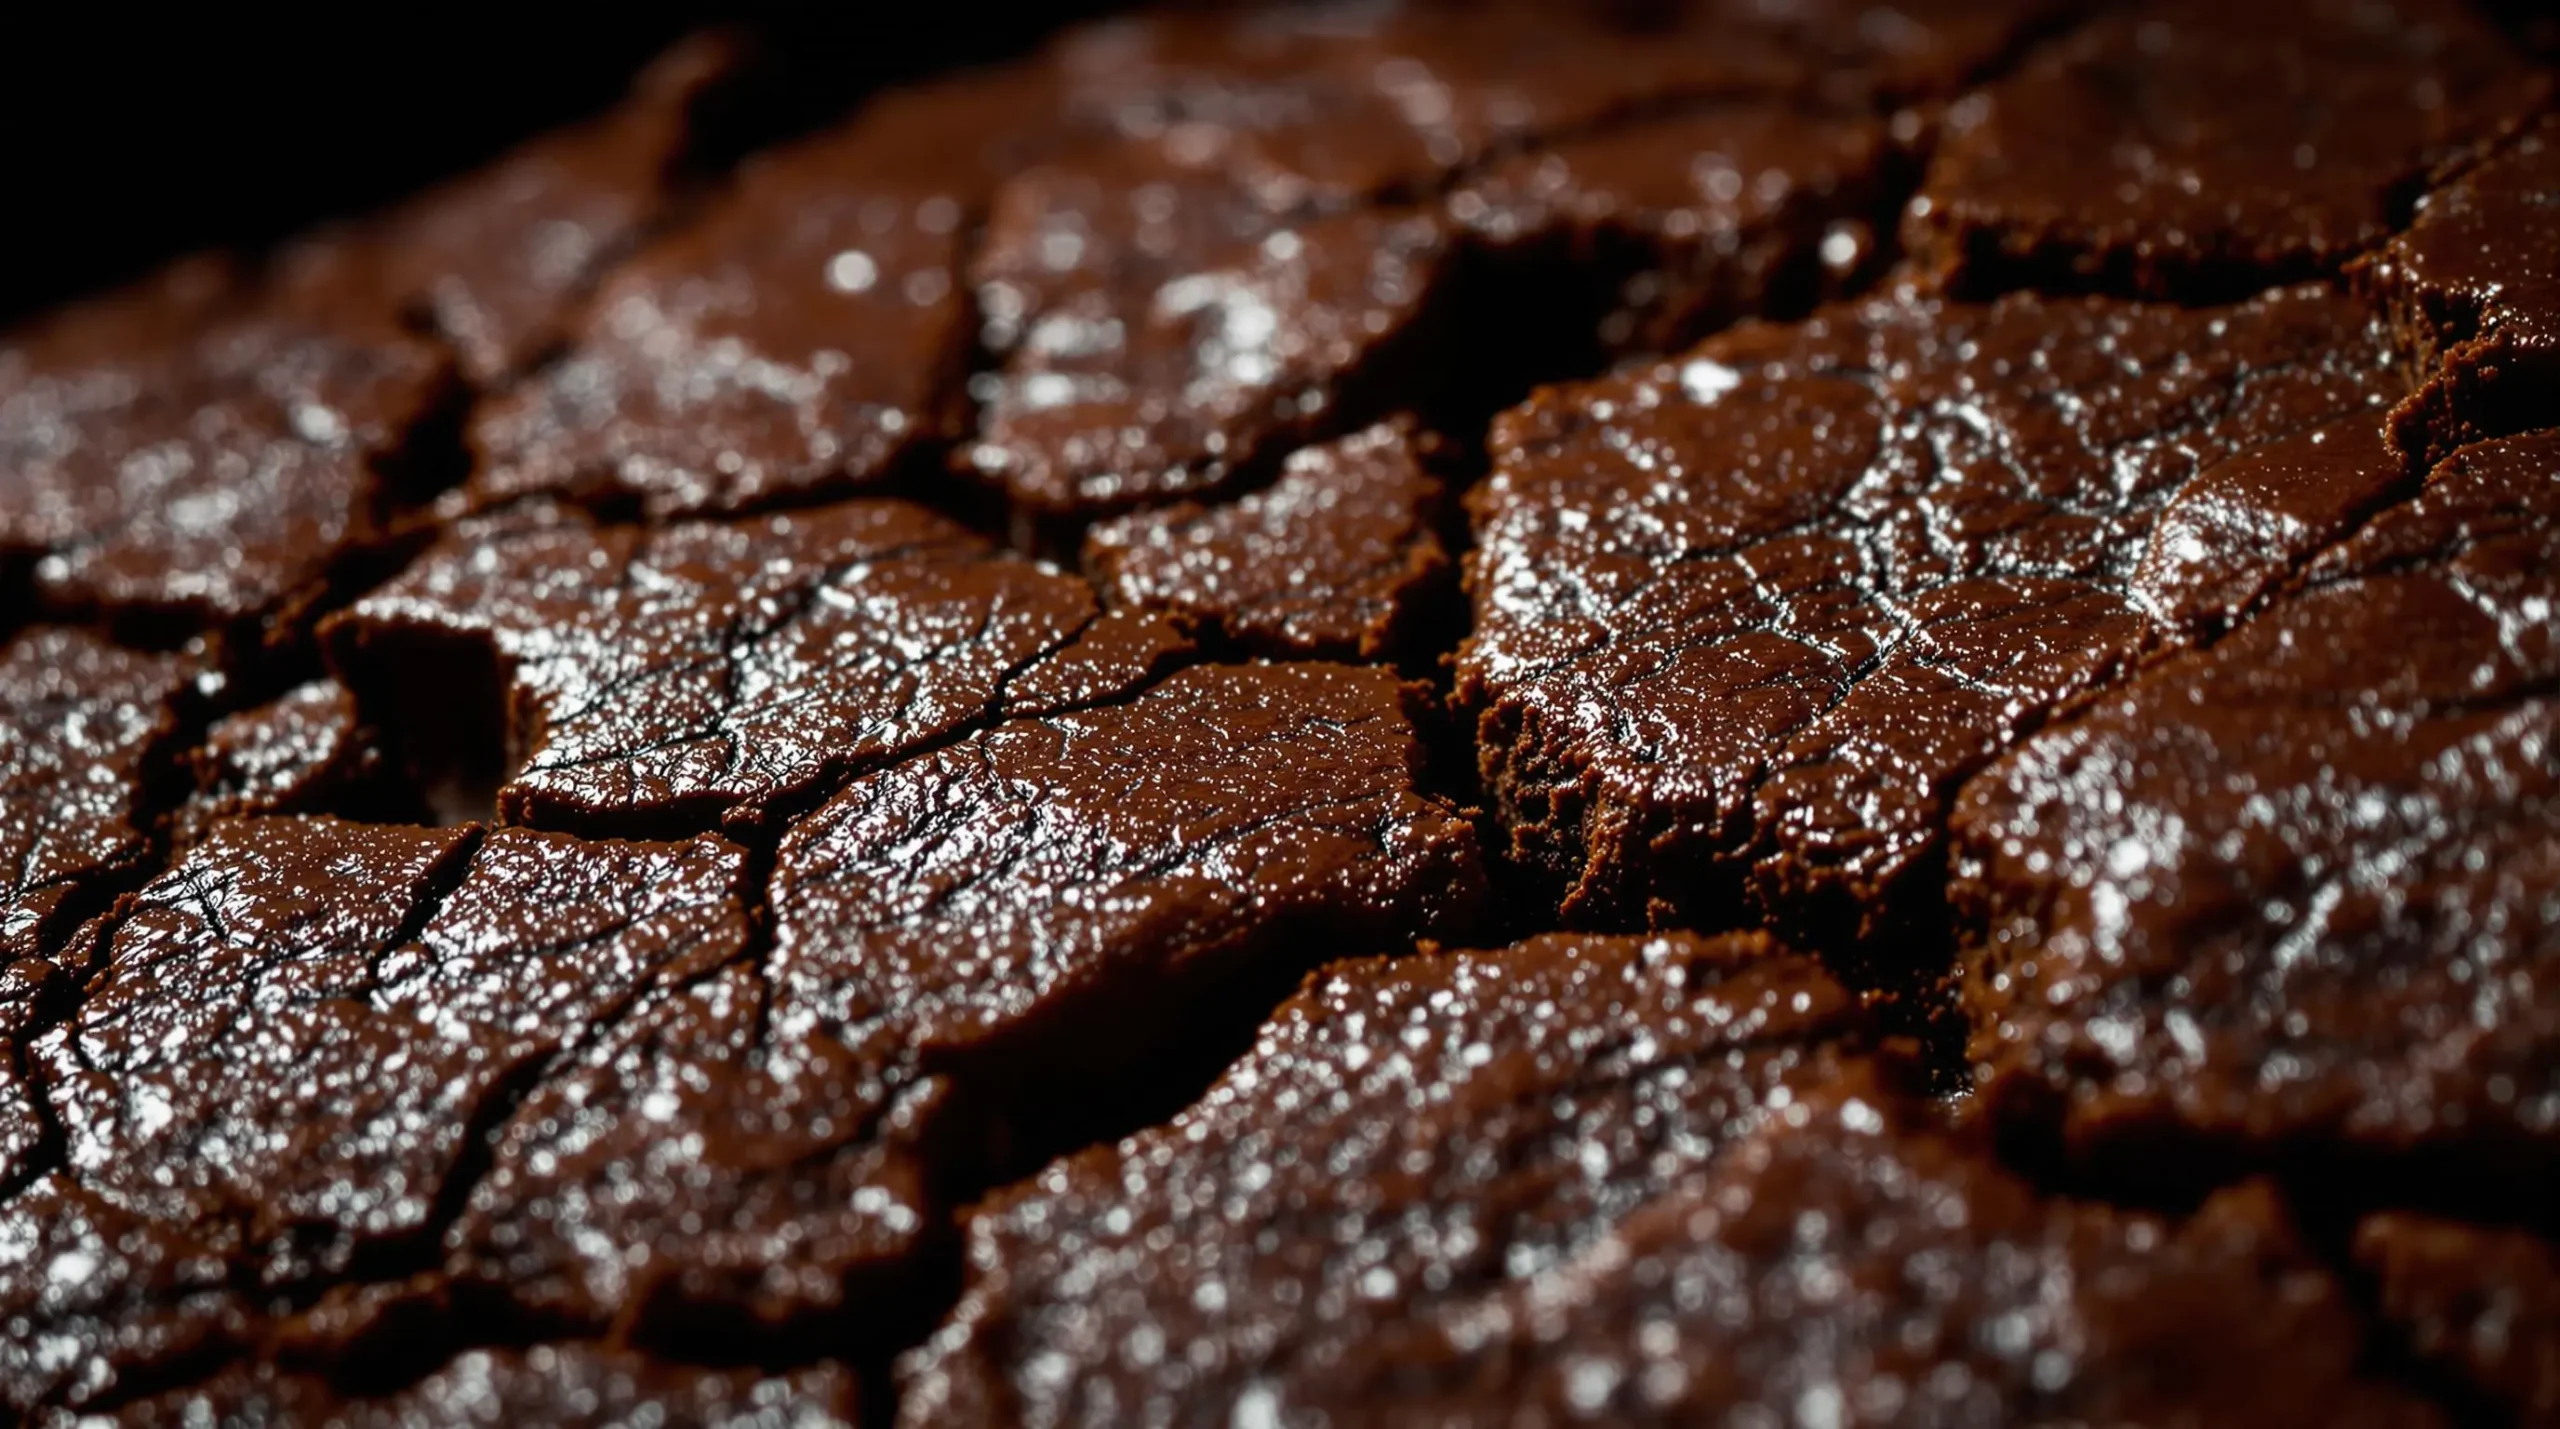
left=1461, top=283, right=2405, bottom=937
left=1908, top=0, right=2541, bottom=297
left=900, top=931, right=1870, bottom=1425
left=2370, top=112, right=2560, bottom=466
left=0, top=3, right=2553, bottom=1421
left=1083, top=419, right=1449, bottom=660
left=1956, top=429, right=2560, bottom=1183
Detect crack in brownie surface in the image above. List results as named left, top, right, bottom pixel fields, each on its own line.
left=0, top=629, right=205, bottom=963
left=1907, top=0, right=2543, bottom=298
left=2368, top=112, right=2560, bottom=468
left=898, top=930, right=1869, bottom=1425
left=0, top=816, right=750, bottom=1414
left=431, top=663, right=1483, bottom=1353
left=329, top=499, right=1192, bottom=837
left=1462, top=282, right=2408, bottom=939
left=1082, top=419, right=1450, bottom=661
left=2357, top=1212, right=2560, bottom=1423
left=1304, top=1087, right=2438, bottom=1429
left=1955, top=429, right=2560, bottom=1189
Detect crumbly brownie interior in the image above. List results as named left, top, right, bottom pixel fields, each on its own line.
left=2, top=3, right=2556, bottom=1424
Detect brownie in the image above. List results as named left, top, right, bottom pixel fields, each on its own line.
left=1452, top=104, right=1904, bottom=356
left=3, top=816, right=748, bottom=1413
left=0, top=955, right=69, bottom=1187
left=327, top=499, right=1191, bottom=836
left=1908, top=0, right=2543, bottom=298
left=121, top=1344, right=857, bottom=1428
left=1081, top=419, right=1449, bottom=660
left=897, top=930, right=1869, bottom=1425
left=171, top=679, right=394, bottom=845
left=2368, top=113, right=2560, bottom=468
left=1461, top=283, right=2405, bottom=937
left=2358, top=1213, right=2560, bottom=1421
left=967, top=159, right=1456, bottom=532
left=1955, top=428, right=2560, bottom=1189
left=466, top=100, right=981, bottom=521
left=0, top=629, right=203, bottom=962
left=0, top=249, right=455, bottom=649
left=363, top=34, right=749, bottom=388
left=1309, top=1086, right=2436, bottom=1428
left=418, top=666, right=1478, bottom=1353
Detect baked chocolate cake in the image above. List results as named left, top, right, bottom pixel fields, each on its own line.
left=1, top=2, right=2554, bottom=1423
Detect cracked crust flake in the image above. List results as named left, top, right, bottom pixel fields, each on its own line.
left=1082, top=419, right=1450, bottom=661
left=1, top=816, right=749, bottom=1415
left=1304, top=1085, right=2438, bottom=1428
left=1907, top=0, right=2545, bottom=299
left=329, top=498, right=1192, bottom=837
left=0, top=629, right=205, bottom=964
left=898, top=930, right=1868, bottom=1426
left=1460, top=282, right=2409, bottom=941
left=1956, top=429, right=2560, bottom=1189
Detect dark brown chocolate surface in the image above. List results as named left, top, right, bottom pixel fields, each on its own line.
left=0, top=254, right=454, bottom=645
left=4, top=816, right=751, bottom=1412
left=1957, top=428, right=2560, bottom=1186
left=899, top=931, right=1870, bottom=1425
left=1909, top=0, right=2542, bottom=298
left=1462, top=283, right=2405, bottom=938
left=124, top=1344, right=857, bottom=1428
left=172, top=679, right=392, bottom=844
left=0, top=3, right=2554, bottom=1420
left=1311, top=1089, right=2437, bottom=1428
left=466, top=100, right=977, bottom=520
left=330, top=499, right=1186, bottom=836
left=0, top=629, right=202, bottom=962
left=1454, top=103, right=1903, bottom=355
left=2370, top=112, right=2560, bottom=467
left=1082, top=419, right=1449, bottom=660
left=2359, top=1212, right=2560, bottom=1422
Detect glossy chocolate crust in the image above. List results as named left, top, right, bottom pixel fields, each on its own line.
left=0, top=1, right=2554, bottom=1422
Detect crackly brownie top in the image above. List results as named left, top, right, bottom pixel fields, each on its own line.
left=123, top=1343, right=856, bottom=1428
left=1083, top=419, right=1448, bottom=659
left=1306, top=1087, right=2436, bottom=1428
left=0, top=248, right=452, bottom=633
left=333, top=498, right=1189, bottom=834
left=1462, top=282, right=2405, bottom=932
left=1956, top=428, right=2560, bottom=1174
left=899, top=930, right=1869, bottom=1426
left=467, top=103, right=977, bottom=520
left=1909, top=0, right=2542, bottom=297
left=0, top=628, right=203, bottom=961
left=2, top=816, right=751, bottom=1412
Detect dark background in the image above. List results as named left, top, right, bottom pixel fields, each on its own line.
left=0, top=4, right=1115, bottom=327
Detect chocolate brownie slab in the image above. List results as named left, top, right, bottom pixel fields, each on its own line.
left=2, top=817, right=748, bottom=1414
left=171, top=679, right=397, bottom=845
left=1462, top=283, right=2405, bottom=937
left=1453, top=104, right=1903, bottom=357
left=1908, top=0, right=2542, bottom=298
left=1082, top=419, right=1449, bottom=661
left=431, top=664, right=1479, bottom=1352
left=0, top=253, right=454, bottom=648
left=2358, top=1213, right=2560, bottom=1422
left=0, top=629, right=203, bottom=962
left=1311, top=1087, right=2436, bottom=1428
left=466, top=95, right=984, bottom=520
left=1956, top=429, right=2560, bottom=1188
left=898, top=931, right=1867, bottom=1426
left=2368, top=113, right=2560, bottom=468
left=329, top=499, right=1189, bottom=836
left=363, top=34, right=750, bottom=388
left=122, top=1344, right=857, bottom=1428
